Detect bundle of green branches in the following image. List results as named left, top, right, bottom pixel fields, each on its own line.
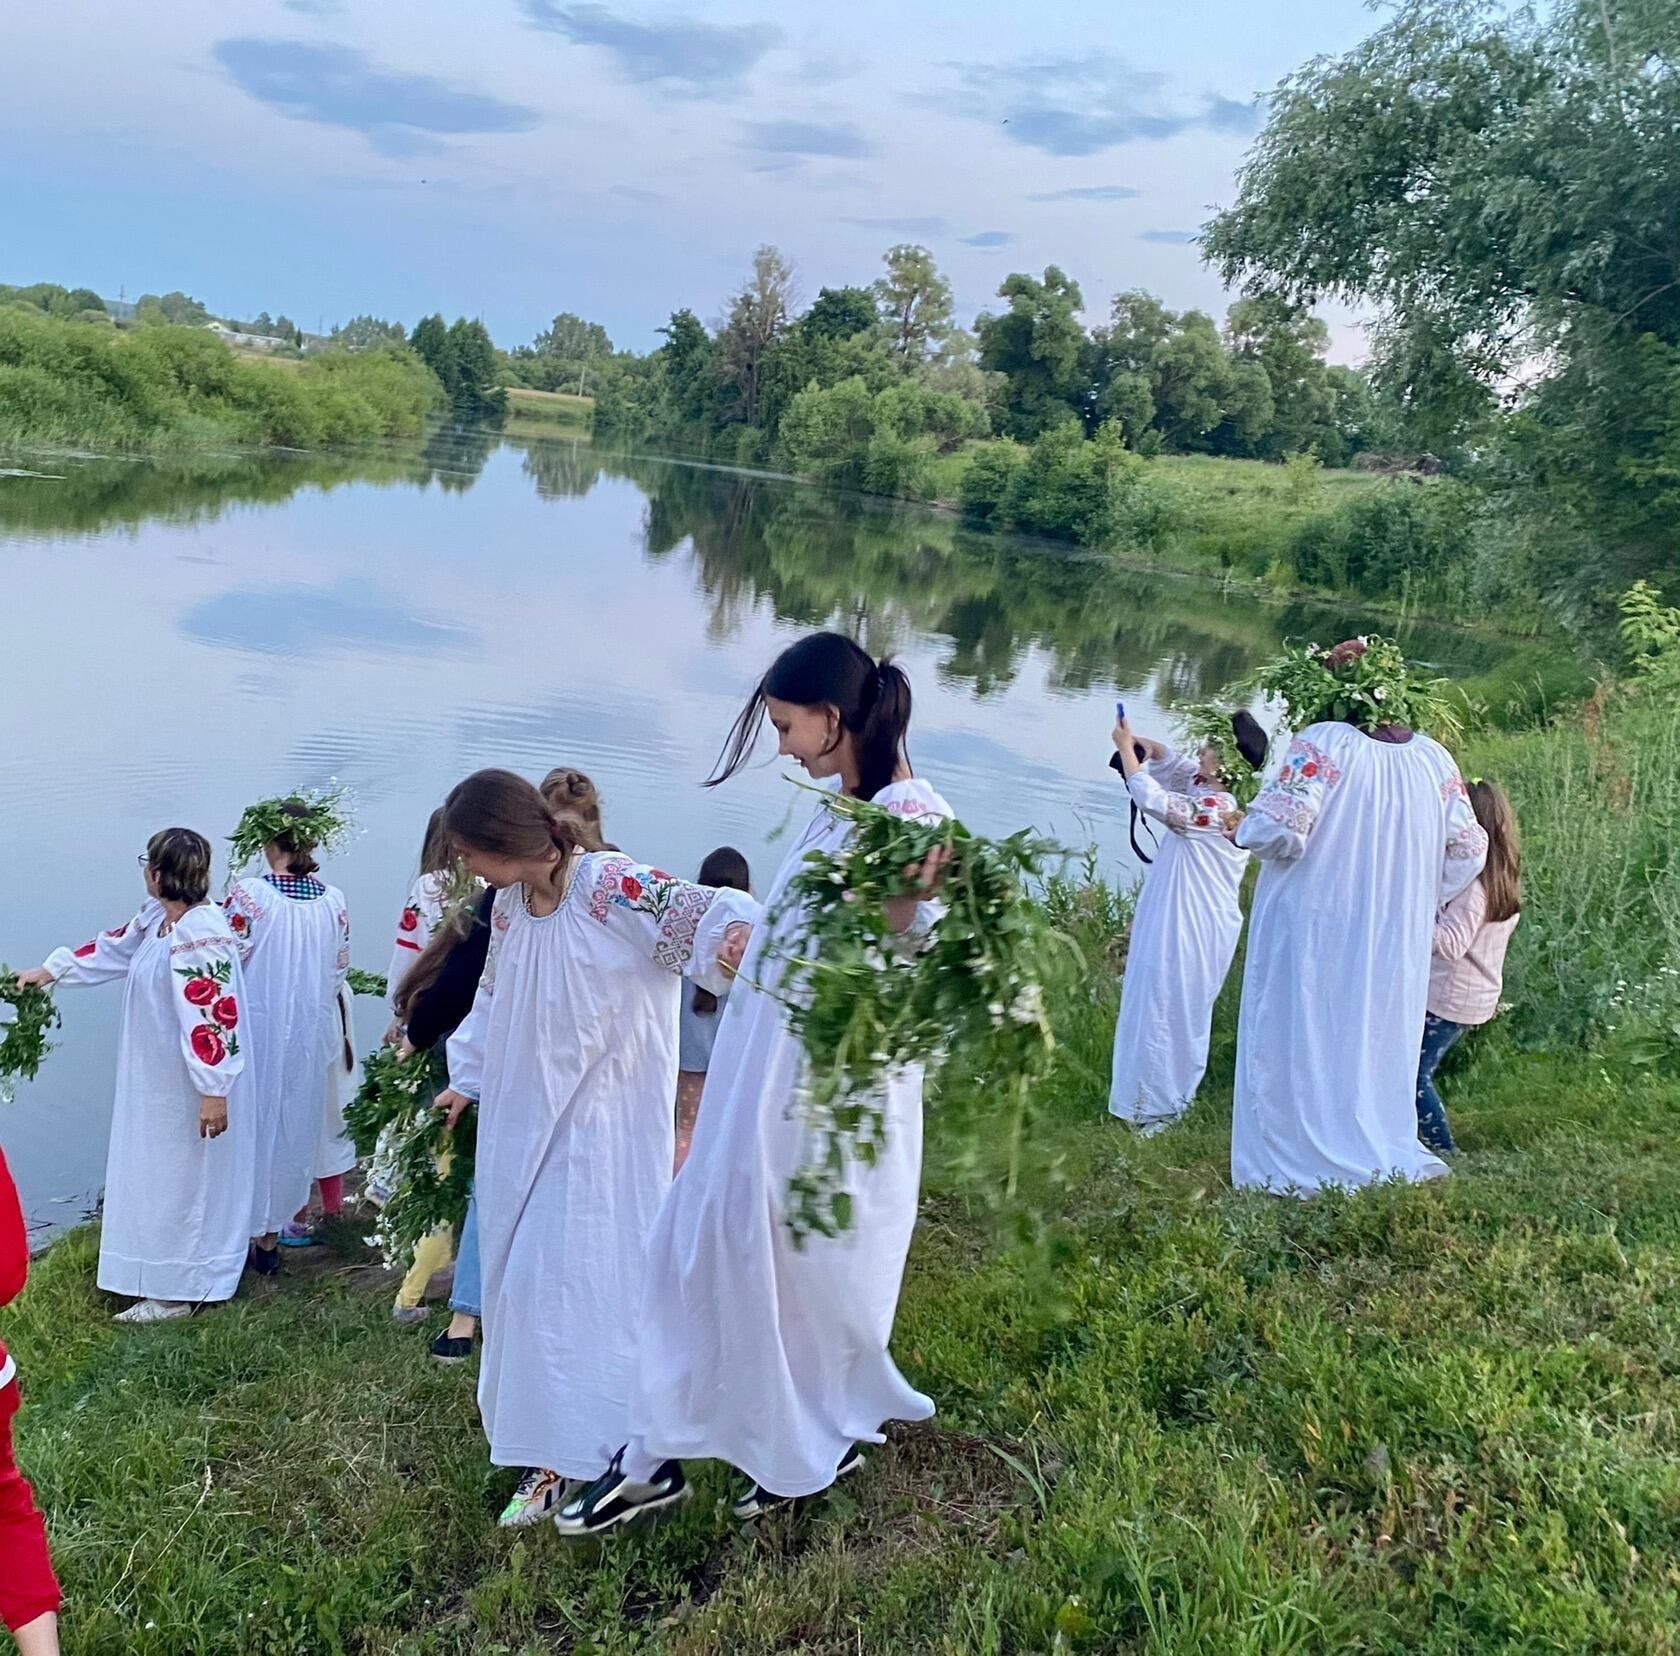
left=0, top=971, right=60, bottom=1106
left=346, top=968, right=388, bottom=999
left=762, top=789, right=1072, bottom=1242
left=1248, top=635, right=1463, bottom=743
left=343, top=1043, right=472, bottom=1265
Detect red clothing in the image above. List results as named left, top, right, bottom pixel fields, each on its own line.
left=0, top=1146, right=62, bottom=1633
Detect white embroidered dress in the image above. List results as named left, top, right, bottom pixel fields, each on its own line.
left=386, top=870, right=450, bottom=1015
left=1109, top=750, right=1248, bottom=1129
left=1233, top=723, right=1487, bottom=1193
left=446, top=856, right=757, bottom=1479
left=625, top=777, right=951, bottom=1499
left=44, top=900, right=254, bottom=1302
left=224, top=875, right=350, bottom=1235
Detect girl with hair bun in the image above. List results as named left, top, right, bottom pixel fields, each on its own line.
left=431, top=769, right=757, bottom=1526
left=560, top=631, right=952, bottom=1536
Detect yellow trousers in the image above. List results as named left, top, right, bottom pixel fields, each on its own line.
left=392, top=1148, right=455, bottom=1310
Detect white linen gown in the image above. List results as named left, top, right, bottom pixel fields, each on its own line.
left=45, top=900, right=254, bottom=1302
left=1233, top=723, right=1487, bottom=1194
left=224, top=875, right=350, bottom=1234
left=446, top=855, right=758, bottom=1479
left=1109, top=751, right=1248, bottom=1129
left=314, top=982, right=358, bottom=1182
left=625, top=777, right=951, bottom=1499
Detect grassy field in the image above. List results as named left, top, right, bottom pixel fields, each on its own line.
left=8, top=689, right=1680, bottom=1653
left=505, top=386, right=595, bottom=431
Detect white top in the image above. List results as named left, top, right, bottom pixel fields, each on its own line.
left=1109, top=749, right=1248, bottom=1125
left=45, top=899, right=256, bottom=1302
left=386, top=869, right=451, bottom=1014
left=626, top=777, right=950, bottom=1498
left=224, top=874, right=350, bottom=1233
left=1233, top=724, right=1487, bottom=1193
left=446, top=853, right=758, bottom=1478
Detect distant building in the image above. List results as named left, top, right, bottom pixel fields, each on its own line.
left=204, top=321, right=288, bottom=352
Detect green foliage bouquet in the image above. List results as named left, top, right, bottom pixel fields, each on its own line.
left=760, top=788, right=1073, bottom=1242
left=346, top=968, right=388, bottom=999
left=0, top=972, right=60, bottom=1106
left=1172, top=702, right=1264, bottom=806
left=344, top=1043, right=472, bottom=1265
left=227, top=785, right=356, bottom=877
left=1250, top=635, right=1462, bottom=741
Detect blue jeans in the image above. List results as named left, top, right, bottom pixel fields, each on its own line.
left=1416, top=1013, right=1466, bottom=1156
left=450, top=1188, right=481, bottom=1318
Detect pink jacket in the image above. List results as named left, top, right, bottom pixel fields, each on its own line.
left=1428, top=878, right=1518, bottom=1026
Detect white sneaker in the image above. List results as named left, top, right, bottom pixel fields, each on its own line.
left=114, top=1298, right=192, bottom=1325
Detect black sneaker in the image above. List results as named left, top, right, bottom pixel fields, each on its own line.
left=733, top=1444, right=865, bottom=1523
left=429, top=1331, right=475, bottom=1365
left=553, top=1450, right=689, bottom=1537
left=247, top=1243, right=281, bottom=1277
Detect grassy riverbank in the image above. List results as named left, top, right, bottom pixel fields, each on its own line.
left=8, top=685, right=1678, bottom=1653
left=0, top=308, right=441, bottom=450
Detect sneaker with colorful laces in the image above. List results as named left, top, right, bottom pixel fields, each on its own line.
left=497, top=1467, right=568, bottom=1528
left=553, top=1450, right=689, bottom=1537
left=277, top=1222, right=321, bottom=1249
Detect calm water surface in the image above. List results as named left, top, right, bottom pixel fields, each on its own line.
left=0, top=431, right=1512, bottom=1228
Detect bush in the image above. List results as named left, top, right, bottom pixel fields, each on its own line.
left=958, top=440, right=1025, bottom=521
left=0, top=307, right=441, bottom=450
left=778, top=376, right=988, bottom=498
left=1288, top=478, right=1477, bottom=599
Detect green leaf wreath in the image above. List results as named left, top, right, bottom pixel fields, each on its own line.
left=344, top=1043, right=473, bottom=1266
left=227, top=786, right=356, bottom=878
left=758, top=786, right=1073, bottom=1242
left=346, top=968, right=388, bottom=999
left=0, top=971, right=60, bottom=1105
left=1248, top=635, right=1463, bottom=742
left=1171, top=701, right=1264, bottom=807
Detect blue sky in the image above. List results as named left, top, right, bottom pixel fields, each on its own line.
left=5, top=0, right=1378, bottom=356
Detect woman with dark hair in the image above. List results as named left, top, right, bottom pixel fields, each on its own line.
left=431, top=770, right=756, bottom=1527
left=1106, top=705, right=1267, bottom=1133
left=14, top=829, right=255, bottom=1324
left=225, top=799, right=351, bottom=1274
left=560, top=631, right=951, bottom=1536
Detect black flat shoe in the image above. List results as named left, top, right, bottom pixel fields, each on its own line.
left=247, top=1243, right=281, bottom=1277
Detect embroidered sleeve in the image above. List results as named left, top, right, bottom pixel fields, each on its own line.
left=585, top=855, right=760, bottom=979
left=43, top=911, right=150, bottom=986
left=171, top=932, right=245, bottom=1092
left=221, top=880, right=265, bottom=963
left=1440, top=766, right=1488, bottom=903
left=1237, top=737, right=1340, bottom=862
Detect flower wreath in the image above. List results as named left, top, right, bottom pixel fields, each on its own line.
left=1250, top=635, right=1461, bottom=741
left=227, top=786, right=356, bottom=876
left=1172, top=701, right=1264, bottom=807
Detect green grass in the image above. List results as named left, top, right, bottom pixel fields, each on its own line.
left=505, top=386, right=595, bottom=431
left=9, top=693, right=1680, bottom=1653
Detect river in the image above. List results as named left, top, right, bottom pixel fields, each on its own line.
left=0, top=429, right=1513, bottom=1229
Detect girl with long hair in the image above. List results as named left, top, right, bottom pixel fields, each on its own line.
left=559, top=631, right=951, bottom=1536
left=1416, top=778, right=1522, bottom=1154
left=432, top=771, right=755, bottom=1527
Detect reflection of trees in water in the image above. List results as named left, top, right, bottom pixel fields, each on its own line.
left=601, top=450, right=1319, bottom=697
left=519, top=437, right=604, bottom=501
left=0, top=426, right=496, bottom=536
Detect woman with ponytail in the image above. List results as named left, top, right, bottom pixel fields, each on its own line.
left=431, top=770, right=756, bottom=1525
left=559, top=631, right=953, bottom=1536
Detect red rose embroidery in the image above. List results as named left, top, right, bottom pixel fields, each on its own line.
left=620, top=875, right=643, bottom=901
left=229, top=913, right=249, bottom=936
left=1302, top=763, right=1318, bottom=778
left=211, top=995, right=239, bottom=1029
left=183, top=976, right=218, bottom=1006
left=74, top=941, right=97, bottom=959
left=191, top=1024, right=226, bottom=1066
left=649, top=870, right=672, bottom=882
left=399, top=905, right=420, bottom=933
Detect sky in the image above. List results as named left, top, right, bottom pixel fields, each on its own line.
left=4, top=0, right=1380, bottom=357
